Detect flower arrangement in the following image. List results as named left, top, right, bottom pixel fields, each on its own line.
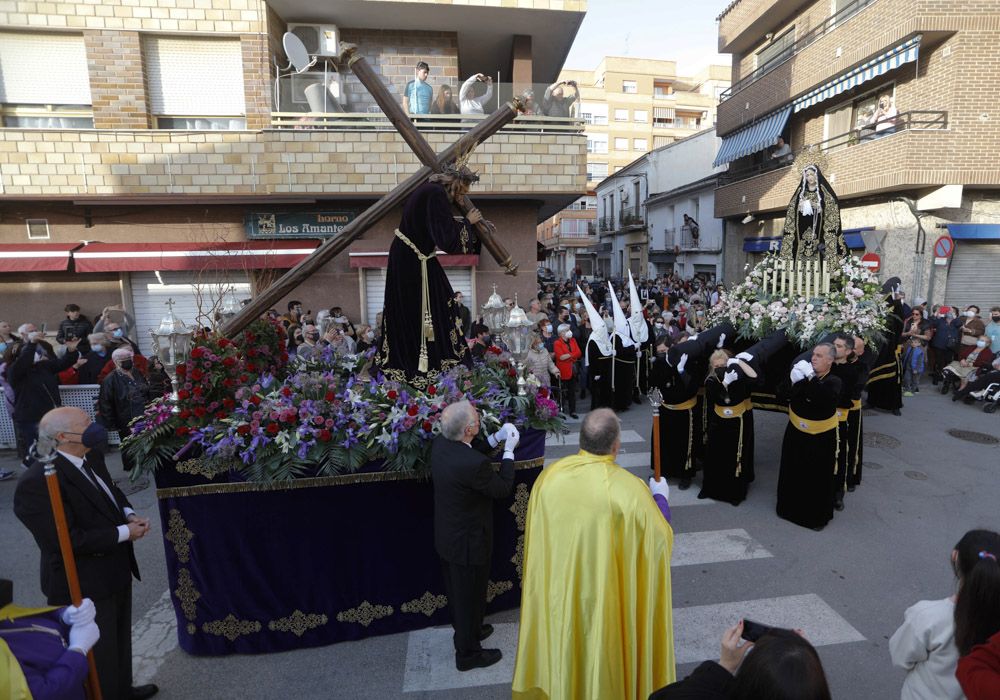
left=707, top=254, right=888, bottom=346
left=123, top=326, right=564, bottom=482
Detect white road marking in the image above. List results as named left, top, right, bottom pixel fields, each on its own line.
left=131, top=589, right=177, bottom=685
left=403, top=622, right=519, bottom=693
left=545, top=428, right=644, bottom=447
left=672, top=529, right=773, bottom=567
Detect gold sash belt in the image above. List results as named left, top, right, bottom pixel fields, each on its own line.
left=714, top=398, right=752, bottom=419
left=788, top=408, right=838, bottom=435
left=394, top=228, right=438, bottom=373
left=662, top=396, right=697, bottom=411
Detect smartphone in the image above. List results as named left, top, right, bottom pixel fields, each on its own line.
left=741, top=619, right=772, bottom=643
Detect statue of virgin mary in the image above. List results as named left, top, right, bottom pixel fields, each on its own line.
left=778, top=163, right=847, bottom=271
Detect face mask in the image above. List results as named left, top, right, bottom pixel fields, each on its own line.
left=0, top=342, right=6, bottom=354
left=966, top=310, right=976, bottom=318
left=306, top=334, right=320, bottom=342
left=81, top=423, right=108, bottom=449
left=977, top=340, right=987, bottom=348
left=366, top=331, right=375, bottom=340
left=93, top=344, right=105, bottom=354
left=112, top=328, right=124, bottom=338
left=993, top=315, right=1000, bottom=322
left=655, top=323, right=664, bottom=329
left=544, top=325, right=552, bottom=333
left=119, top=359, right=134, bottom=370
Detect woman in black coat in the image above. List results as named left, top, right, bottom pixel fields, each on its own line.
left=98, top=348, right=150, bottom=470
left=9, top=336, right=80, bottom=462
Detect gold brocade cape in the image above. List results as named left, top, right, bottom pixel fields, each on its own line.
left=512, top=451, right=676, bottom=700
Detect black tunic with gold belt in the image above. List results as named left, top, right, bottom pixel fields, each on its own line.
left=701, top=364, right=756, bottom=505
left=374, top=182, right=480, bottom=389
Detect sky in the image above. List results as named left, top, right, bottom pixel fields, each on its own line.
left=564, top=0, right=732, bottom=76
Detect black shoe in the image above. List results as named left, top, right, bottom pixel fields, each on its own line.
left=678, top=478, right=692, bottom=491
left=952, top=392, right=962, bottom=402
left=456, top=648, right=502, bottom=672
left=580, top=391, right=587, bottom=399
left=891, top=409, right=901, bottom=416
left=811, top=525, right=826, bottom=532
left=847, top=484, right=856, bottom=492
left=963, top=396, right=976, bottom=405
left=914, top=386, right=920, bottom=393
left=570, top=412, right=579, bottom=419
left=479, top=624, right=494, bottom=641
left=932, top=377, right=940, bottom=386
left=131, top=685, right=159, bottom=700
left=834, top=497, right=845, bottom=512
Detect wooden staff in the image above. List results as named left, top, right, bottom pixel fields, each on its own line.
left=647, top=387, right=662, bottom=480
left=341, top=43, right=521, bottom=276
left=220, top=84, right=523, bottom=339
left=43, top=459, right=103, bottom=699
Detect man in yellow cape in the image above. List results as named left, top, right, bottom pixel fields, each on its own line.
left=512, top=408, right=676, bottom=699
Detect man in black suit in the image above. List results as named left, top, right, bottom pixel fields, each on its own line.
left=431, top=400, right=518, bottom=671
left=14, top=406, right=159, bottom=700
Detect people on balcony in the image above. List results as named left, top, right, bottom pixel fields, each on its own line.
left=542, top=80, right=578, bottom=118
left=771, top=136, right=793, bottom=166
left=867, top=94, right=899, bottom=138
left=459, top=73, right=494, bottom=115
left=403, top=61, right=433, bottom=115
left=430, top=84, right=459, bottom=115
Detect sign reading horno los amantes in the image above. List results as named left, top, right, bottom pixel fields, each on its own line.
left=246, top=211, right=356, bottom=239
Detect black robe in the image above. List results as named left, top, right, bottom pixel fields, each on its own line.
left=586, top=337, right=614, bottom=410
left=866, top=298, right=904, bottom=410
left=700, top=365, right=756, bottom=505
left=374, top=182, right=480, bottom=388
left=776, top=371, right=842, bottom=530
left=649, top=357, right=701, bottom=481
left=846, top=353, right=872, bottom=488
left=636, top=320, right=655, bottom=395
left=612, top=334, right=637, bottom=411
left=830, top=360, right=861, bottom=499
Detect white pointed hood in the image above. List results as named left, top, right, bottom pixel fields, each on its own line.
left=577, top=285, right=613, bottom=357
left=627, top=270, right=648, bottom=344
left=608, top=281, right=635, bottom=348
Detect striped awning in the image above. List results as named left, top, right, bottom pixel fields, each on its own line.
left=713, top=106, right=791, bottom=167
left=653, top=106, right=675, bottom=120
left=793, top=35, right=921, bottom=113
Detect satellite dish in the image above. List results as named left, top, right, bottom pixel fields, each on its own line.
left=283, top=32, right=313, bottom=73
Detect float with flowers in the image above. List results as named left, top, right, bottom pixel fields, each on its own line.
left=125, top=317, right=561, bottom=656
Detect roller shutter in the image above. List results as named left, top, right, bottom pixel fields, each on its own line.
left=143, top=36, right=245, bottom=116
left=944, top=242, right=1000, bottom=312
left=130, top=271, right=251, bottom=340
left=0, top=32, right=92, bottom=104
left=364, top=267, right=473, bottom=326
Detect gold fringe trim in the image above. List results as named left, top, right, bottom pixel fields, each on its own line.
left=156, top=457, right=544, bottom=500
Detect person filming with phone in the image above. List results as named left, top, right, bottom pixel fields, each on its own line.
left=650, top=619, right=833, bottom=699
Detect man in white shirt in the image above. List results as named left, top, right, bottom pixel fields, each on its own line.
left=459, top=73, right=494, bottom=115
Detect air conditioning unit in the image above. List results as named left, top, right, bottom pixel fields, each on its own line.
left=287, top=23, right=340, bottom=58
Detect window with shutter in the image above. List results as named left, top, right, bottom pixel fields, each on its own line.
left=143, top=36, right=247, bottom=129
left=0, top=32, right=93, bottom=127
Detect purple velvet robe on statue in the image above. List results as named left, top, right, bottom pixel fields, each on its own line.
left=374, top=181, right=481, bottom=388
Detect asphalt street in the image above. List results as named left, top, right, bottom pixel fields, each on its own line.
left=1, top=385, right=997, bottom=699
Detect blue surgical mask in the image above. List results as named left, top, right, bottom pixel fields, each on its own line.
left=93, top=344, right=105, bottom=355
left=0, top=342, right=6, bottom=354
left=112, top=328, right=124, bottom=338
left=81, top=423, right=108, bottom=449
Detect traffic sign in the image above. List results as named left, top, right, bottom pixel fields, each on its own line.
left=933, top=235, right=954, bottom=259
left=861, top=252, right=881, bottom=272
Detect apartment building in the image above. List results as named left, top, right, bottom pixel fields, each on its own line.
left=714, top=0, right=1000, bottom=309
left=0, top=0, right=587, bottom=334
left=537, top=56, right=729, bottom=279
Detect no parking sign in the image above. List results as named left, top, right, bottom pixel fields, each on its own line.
left=933, top=234, right=954, bottom=265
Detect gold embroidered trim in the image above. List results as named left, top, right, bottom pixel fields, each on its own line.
left=176, top=458, right=224, bottom=480
left=268, top=610, right=329, bottom=637
left=486, top=580, right=513, bottom=603
left=186, top=623, right=196, bottom=635
left=165, top=509, right=193, bottom=564
left=512, top=534, right=525, bottom=580
left=336, top=601, right=393, bottom=627
left=174, top=568, right=201, bottom=624
left=156, top=458, right=544, bottom=499
left=400, top=591, right=448, bottom=617
left=509, top=482, right=529, bottom=531
left=201, top=614, right=262, bottom=641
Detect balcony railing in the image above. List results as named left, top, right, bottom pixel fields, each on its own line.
left=717, top=110, right=947, bottom=185
left=271, top=111, right=583, bottom=134
left=720, top=0, right=879, bottom=102
left=621, top=210, right=644, bottom=227
left=599, top=216, right=616, bottom=233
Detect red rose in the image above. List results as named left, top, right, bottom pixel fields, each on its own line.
left=250, top=395, right=261, bottom=406
left=177, top=390, right=190, bottom=401
left=324, top=391, right=335, bottom=401
left=239, top=374, right=250, bottom=383
left=507, top=368, right=517, bottom=378
left=192, top=386, right=204, bottom=397
left=247, top=348, right=258, bottom=358
left=318, top=429, right=332, bottom=442
left=193, top=407, right=207, bottom=419
left=223, top=399, right=235, bottom=410
left=422, top=421, right=432, bottom=432
left=190, top=368, right=204, bottom=382
left=190, top=347, right=205, bottom=359
left=427, top=385, right=437, bottom=396
left=500, top=360, right=510, bottom=369
left=244, top=331, right=256, bottom=344
left=179, top=409, right=192, bottom=419
left=176, top=364, right=187, bottom=377
left=407, top=405, right=418, bottom=417
left=387, top=390, right=398, bottom=401
left=175, top=426, right=190, bottom=437
left=538, top=387, right=549, bottom=398
left=215, top=411, right=228, bottom=420
left=488, top=346, right=502, bottom=355
left=266, top=423, right=279, bottom=435
left=280, top=352, right=289, bottom=363
left=222, top=357, right=236, bottom=367
left=281, top=387, right=292, bottom=397
left=223, top=378, right=235, bottom=388
left=236, top=424, right=251, bottom=435
left=218, top=338, right=232, bottom=348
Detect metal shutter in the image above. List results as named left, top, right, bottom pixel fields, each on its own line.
left=653, top=107, right=675, bottom=120
left=0, top=32, right=92, bottom=104
left=130, top=271, right=251, bottom=343
left=944, top=242, right=1000, bottom=312
left=364, top=267, right=473, bottom=326
left=143, top=37, right=245, bottom=116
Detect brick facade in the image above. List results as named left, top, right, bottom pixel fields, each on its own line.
left=0, top=0, right=267, bottom=33
left=84, top=30, right=151, bottom=130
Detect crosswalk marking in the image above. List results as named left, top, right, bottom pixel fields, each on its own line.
left=673, top=594, right=865, bottom=665
left=672, top=529, right=772, bottom=567
left=403, top=622, right=519, bottom=693
left=545, top=428, right=644, bottom=447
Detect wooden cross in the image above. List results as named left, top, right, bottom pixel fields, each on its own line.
left=221, top=44, right=525, bottom=338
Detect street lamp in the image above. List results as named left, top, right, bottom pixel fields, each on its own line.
left=501, top=294, right=535, bottom=396
left=150, top=298, right=193, bottom=405
left=481, top=284, right=509, bottom=336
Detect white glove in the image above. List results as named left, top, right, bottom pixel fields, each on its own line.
left=726, top=357, right=740, bottom=368
left=722, top=370, right=738, bottom=387
left=687, top=333, right=699, bottom=343
left=790, top=366, right=805, bottom=383
left=736, top=352, right=753, bottom=362
left=677, top=353, right=689, bottom=374
left=717, top=333, right=727, bottom=348
left=649, top=477, right=669, bottom=501
left=794, top=359, right=814, bottom=378
left=488, top=423, right=510, bottom=448
left=62, top=599, right=96, bottom=626
left=504, top=426, right=520, bottom=452
left=68, top=619, right=100, bottom=654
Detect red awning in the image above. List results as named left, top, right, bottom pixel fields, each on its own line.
left=74, top=241, right=321, bottom=273
left=0, top=243, right=80, bottom=273
left=348, top=252, right=480, bottom=269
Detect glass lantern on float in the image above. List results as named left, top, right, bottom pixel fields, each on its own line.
left=481, top=284, right=509, bottom=338
left=219, top=289, right=241, bottom=327
left=149, top=298, right=193, bottom=406
left=502, top=294, right=535, bottom=396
